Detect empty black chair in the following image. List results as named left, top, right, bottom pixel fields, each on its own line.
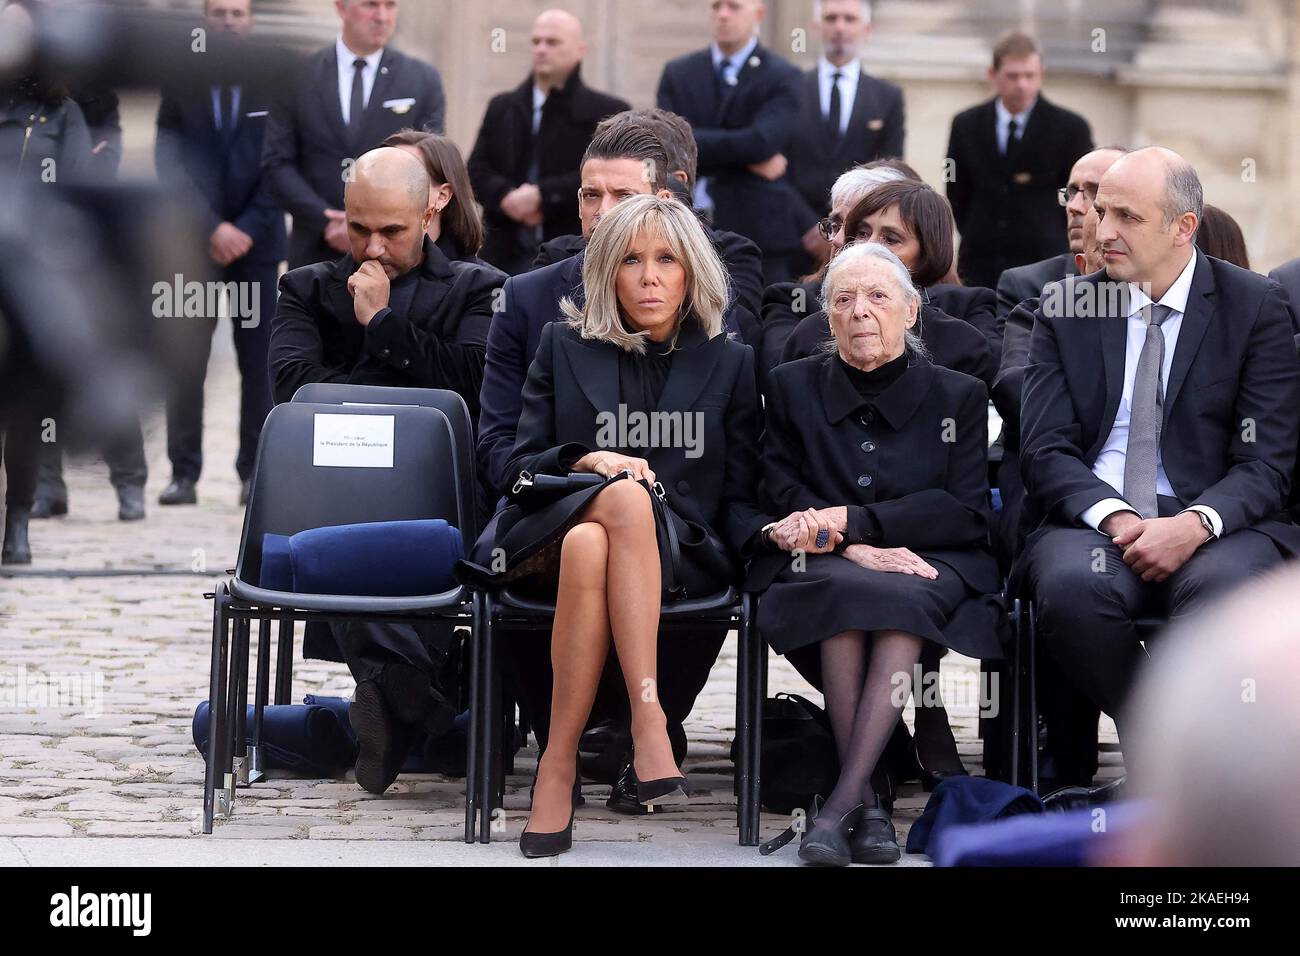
left=203, top=398, right=474, bottom=833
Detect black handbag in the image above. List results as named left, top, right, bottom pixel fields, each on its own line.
left=729, top=692, right=839, bottom=818
left=508, top=469, right=607, bottom=513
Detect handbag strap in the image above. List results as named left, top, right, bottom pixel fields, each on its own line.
left=649, top=482, right=685, bottom=600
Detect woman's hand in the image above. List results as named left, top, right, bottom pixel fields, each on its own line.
left=574, top=451, right=656, bottom=484
left=770, top=508, right=842, bottom=553
left=842, top=544, right=938, bottom=579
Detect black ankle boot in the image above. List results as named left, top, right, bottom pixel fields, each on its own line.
left=2, top=508, right=32, bottom=564
left=797, top=797, right=862, bottom=867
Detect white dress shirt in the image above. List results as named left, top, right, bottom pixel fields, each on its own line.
left=818, top=56, right=860, bottom=137
left=694, top=35, right=761, bottom=213
left=336, top=37, right=383, bottom=127
left=531, top=84, right=547, bottom=135
left=1080, top=252, right=1222, bottom=536
left=994, top=96, right=1034, bottom=154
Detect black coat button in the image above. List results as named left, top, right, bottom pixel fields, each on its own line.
left=859, top=410, right=874, bottom=426
left=676, top=480, right=691, bottom=495
left=399, top=358, right=411, bottom=369
left=379, top=348, right=391, bottom=358
left=861, top=441, right=876, bottom=453
left=857, top=475, right=873, bottom=487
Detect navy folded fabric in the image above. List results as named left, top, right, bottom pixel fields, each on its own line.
left=290, top=519, right=463, bottom=596
left=191, top=701, right=357, bottom=776
left=304, top=694, right=466, bottom=775
left=934, top=800, right=1152, bottom=866
left=260, top=533, right=293, bottom=591
left=906, top=775, right=1044, bottom=857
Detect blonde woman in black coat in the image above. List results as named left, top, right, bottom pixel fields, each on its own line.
left=472, top=194, right=767, bottom=857
left=750, top=243, right=1000, bottom=866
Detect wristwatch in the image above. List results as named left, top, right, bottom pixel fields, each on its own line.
left=1189, top=509, right=1216, bottom=541
left=761, top=521, right=778, bottom=545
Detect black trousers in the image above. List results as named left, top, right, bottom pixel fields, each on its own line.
left=164, top=258, right=275, bottom=483
left=36, top=418, right=146, bottom=498
left=1027, top=520, right=1282, bottom=731
left=1, top=409, right=40, bottom=510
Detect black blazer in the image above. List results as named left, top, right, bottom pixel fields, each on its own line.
left=503, top=320, right=768, bottom=555
left=657, top=45, right=804, bottom=255
left=927, top=283, right=999, bottom=360
left=261, top=44, right=446, bottom=267
left=767, top=289, right=997, bottom=391
left=945, top=97, right=1092, bottom=290
left=155, top=81, right=286, bottom=264
left=269, top=237, right=503, bottom=414
left=749, top=353, right=998, bottom=597
left=1020, top=251, right=1300, bottom=553
left=468, top=67, right=628, bottom=272
left=787, top=66, right=904, bottom=228
left=995, top=251, right=1073, bottom=330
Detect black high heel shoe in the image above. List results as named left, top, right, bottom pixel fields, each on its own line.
left=909, top=739, right=968, bottom=792
left=636, top=774, right=691, bottom=809
left=519, top=809, right=574, bottom=859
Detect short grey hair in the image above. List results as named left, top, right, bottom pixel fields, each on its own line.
left=813, top=0, right=872, bottom=21
left=1162, top=159, right=1204, bottom=232
left=829, top=165, right=907, bottom=214
left=820, top=242, right=929, bottom=360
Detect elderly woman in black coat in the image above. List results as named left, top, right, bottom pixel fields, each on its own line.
left=471, top=194, right=766, bottom=858
left=750, top=242, right=1001, bottom=866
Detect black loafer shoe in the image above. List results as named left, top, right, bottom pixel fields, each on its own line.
left=1042, top=774, right=1126, bottom=812
left=606, top=757, right=648, bottom=815
left=378, top=661, right=456, bottom=739
left=2, top=508, right=32, bottom=565
left=350, top=679, right=409, bottom=795
left=849, top=797, right=901, bottom=864
left=158, top=478, right=197, bottom=506
left=117, top=485, right=146, bottom=521
left=797, top=798, right=862, bottom=867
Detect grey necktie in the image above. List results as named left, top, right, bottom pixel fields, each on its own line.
left=348, top=57, right=366, bottom=141
left=1123, top=303, right=1175, bottom=519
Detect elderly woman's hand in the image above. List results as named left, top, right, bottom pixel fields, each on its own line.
left=771, top=508, right=842, bottom=553
left=842, top=543, right=938, bottom=579
left=574, top=451, right=656, bottom=485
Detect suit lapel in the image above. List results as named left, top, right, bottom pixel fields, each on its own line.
left=655, top=326, right=725, bottom=415
left=316, top=48, right=350, bottom=154
left=976, top=100, right=999, bottom=168
left=359, top=49, right=398, bottom=149
left=840, top=68, right=873, bottom=157
left=559, top=333, right=619, bottom=417
left=718, top=45, right=762, bottom=123
left=1163, top=252, right=1214, bottom=421
left=1094, top=274, right=1128, bottom=447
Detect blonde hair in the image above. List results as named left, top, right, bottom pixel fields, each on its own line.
left=560, top=194, right=728, bottom=354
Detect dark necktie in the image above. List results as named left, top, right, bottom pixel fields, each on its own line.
left=217, top=86, right=235, bottom=148
left=1005, top=117, right=1019, bottom=156
left=827, top=71, right=843, bottom=145
left=349, top=57, right=367, bottom=143
left=1123, top=303, right=1175, bottom=519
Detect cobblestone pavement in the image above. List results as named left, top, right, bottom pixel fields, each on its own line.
left=0, top=334, right=1120, bottom=864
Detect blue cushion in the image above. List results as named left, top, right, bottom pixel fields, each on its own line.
left=289, top=519, right=463, bottom=596
left=260, top=533, right=294, bottom=591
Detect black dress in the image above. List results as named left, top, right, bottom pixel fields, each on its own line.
left=465, top=320, right=767, bottom=600
left=749, top=351, right=1001, bottom=662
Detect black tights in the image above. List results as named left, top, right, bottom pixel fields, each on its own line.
left=819, top=629, right=923, bottom=819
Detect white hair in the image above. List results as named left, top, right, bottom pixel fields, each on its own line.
left=813, top=0, right=872, bottom=22
left=829, top=165, right=907, bottom=214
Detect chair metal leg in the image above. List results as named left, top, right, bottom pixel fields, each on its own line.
left=465, top=592, right=484, bottom=844
left=735, top=602, right=752, bottom=842
left=250, top=616, right=271, bottom=784
left=1029, top=600, right=1040, bottom=796
left=478, top=596, right=498, bottom=844
left=1009, top=598, right=1022, bottom=789
left=230, top=616, right=251, bottom=788
left=749, top=599, right=766, bottom=846
left=203, top=583, right=229, bottom=833
left=273, top=618, right=294, bottom=705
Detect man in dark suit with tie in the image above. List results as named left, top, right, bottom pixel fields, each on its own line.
left=154, top=0, right=285, bottom=507
left=995, top=145, right=1126, bottom=332
left=1021, top=149, right=1300, bottom=795
left=945, top=32, right=1093, bottom=291
left=787, top=0, right=904, bottom=267
left=262, top=0, right=445, bottom=268
left=467, top=9, right=629, bottom=276
left=657, top=0, right=803, bottom=285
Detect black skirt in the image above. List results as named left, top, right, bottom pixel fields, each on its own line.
left=464, top=479, right=735, bottom=601
left=757, top=551, right=999, bottom=660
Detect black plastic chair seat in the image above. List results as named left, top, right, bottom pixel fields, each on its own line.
left=493, top=586, right=740, bottom=619
left=227, top=578, right=469, bottom=615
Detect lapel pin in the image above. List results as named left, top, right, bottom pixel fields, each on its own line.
left=748, top=55, right=760, bottom=68
left=867, top=118, right=884, bottom=131
left=1013, top=171, right=1032, bottom=184
left=380, top=66, right=389, bottom=75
